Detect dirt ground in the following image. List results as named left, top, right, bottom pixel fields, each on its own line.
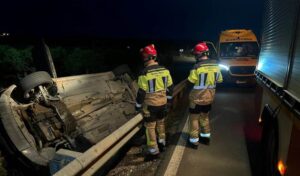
left=107, top=93, right=189, bottom=176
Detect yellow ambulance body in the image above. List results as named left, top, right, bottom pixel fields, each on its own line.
left=218, top=29, right=259, bottom=84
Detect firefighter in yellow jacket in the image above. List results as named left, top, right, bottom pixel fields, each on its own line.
left=135, top=44, right=174, bottom=156
left=187, top=42, right=223, bottom=147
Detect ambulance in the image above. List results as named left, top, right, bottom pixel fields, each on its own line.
left=218, top=29, right=259, bottom=84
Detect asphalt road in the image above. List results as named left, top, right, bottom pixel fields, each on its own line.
left=159, top=86, right=263, bottom=176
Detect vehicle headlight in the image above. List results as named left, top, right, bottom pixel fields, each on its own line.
left=218, top=64, right=229, bottom=71
left=257, top=62, right=263, bottom=70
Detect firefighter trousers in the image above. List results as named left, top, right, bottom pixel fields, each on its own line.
left=188, top=103, right=212, bottom=141
left=189, top=112, right=211, bottom=140
left=143, top=105, right=167, bottom=153
left=144, top=119, right=165, bottom=150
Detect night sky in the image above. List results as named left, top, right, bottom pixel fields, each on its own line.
left=1, top=0, right=263, bottom=41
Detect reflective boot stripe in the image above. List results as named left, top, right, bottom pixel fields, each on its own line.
left=189, top=137, right=199, bottom=143
left=158, top=138, right=166, bottom=146
left=148, top=148, right=159, bottom=155
left=200, top=133, right=211, bottom=138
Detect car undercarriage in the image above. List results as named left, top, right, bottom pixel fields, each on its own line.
left=0, top=66, right=137, bottom=171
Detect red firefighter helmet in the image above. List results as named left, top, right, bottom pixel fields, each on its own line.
left=193, top=42, right=209, bottom=55
left=140, top=44, right=157, bottom=62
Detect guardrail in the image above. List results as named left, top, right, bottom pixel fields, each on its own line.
left=54, top=79, right=187, bottom=176
left=172, top=79, right=187, bottom=109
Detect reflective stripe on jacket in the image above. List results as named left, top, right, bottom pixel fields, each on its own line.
left=188, top=59, right=223, bottom=105
left=138, top=66, right=173, bottom=93
left=188, top=60, right=223, bottom=89
left=136, top=62, right=174, bottom=107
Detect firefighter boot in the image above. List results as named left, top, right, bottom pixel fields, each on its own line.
left=199, top=112, right=211, bottom=145
left=157, top=118, right=166, bottom=152
left=189, top=113, right=200, bottom=149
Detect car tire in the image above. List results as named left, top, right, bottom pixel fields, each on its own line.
left=112, top=65, right=133, bottom=78
left=20, top=71, right=53, bottom=96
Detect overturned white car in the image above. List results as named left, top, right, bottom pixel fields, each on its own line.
left=0, top=66, right=138, bottom=173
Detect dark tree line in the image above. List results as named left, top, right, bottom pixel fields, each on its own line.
left=0, top=41, right=181, bottom=89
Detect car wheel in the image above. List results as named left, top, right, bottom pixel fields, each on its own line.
left=20, top=71, right=53, bottom=97
left=112, top=65, right=133, bottom=78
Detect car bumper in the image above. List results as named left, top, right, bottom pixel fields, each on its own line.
left=221, top=70, right=256, bottom=85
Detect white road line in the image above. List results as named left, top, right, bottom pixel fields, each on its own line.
left=163, top=114, right=189, bottom=176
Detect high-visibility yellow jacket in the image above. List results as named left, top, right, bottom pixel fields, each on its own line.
left=188, top=59, right=223, bottom=105
left=136, top=62, right=173, bottom=107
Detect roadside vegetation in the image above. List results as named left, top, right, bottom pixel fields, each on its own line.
left=0, top=45, right=33, bottom=89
